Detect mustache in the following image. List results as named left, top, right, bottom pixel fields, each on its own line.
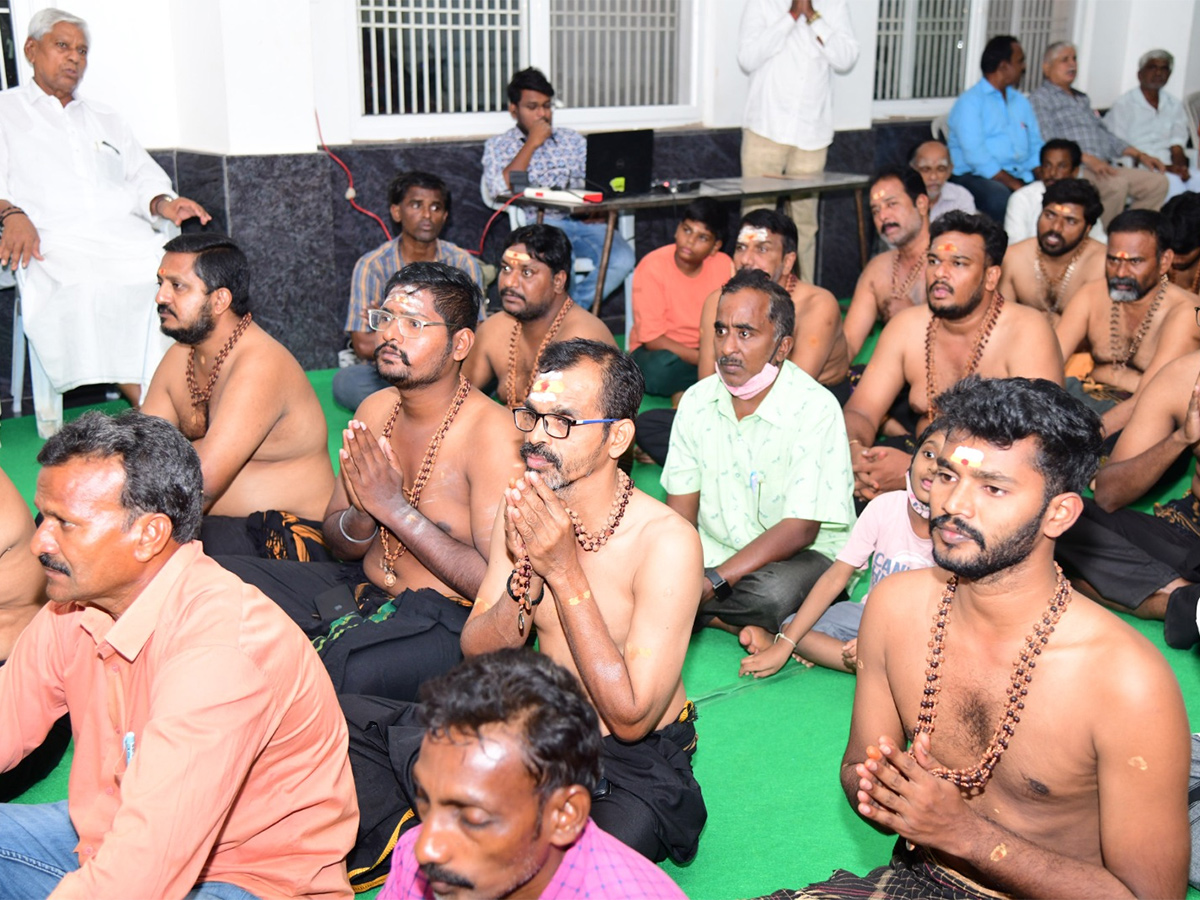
left=374, top=341, right=409, bottom=366
left=500, top=288, right=525, bottom=301
left=930, top=514, right=986, bottom=548
left=420, top=863, right=474, bottom=890
left=1108, top=277, right=1139, bottom=291
left=717, top=355, right=742, bottom=368
left=38, top=553, right=70, bottom=576
left=520, top=441, right=564, bottom=471
left=930, top=280, right=953, bottom=294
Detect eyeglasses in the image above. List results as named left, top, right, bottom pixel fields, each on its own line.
left=1195, top=306, right=1199, bottom=328
left=367, top=308, right=450, bottom=337
left=512, top=407, right=619, bottom=440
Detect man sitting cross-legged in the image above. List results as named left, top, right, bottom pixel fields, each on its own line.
left=0, top=411, right=358, bottom=898
left=219, top=262, right=523, bottom=702
left=739, top=423, right=944, bottom=679
left=997, top=178, right=1106, bottom=324
left=464, top=338, right=707, bottom=864
left=142, top=233, right=336, bottom=561
left=628, top=197, right=733, bottom=399
left=665, top=268, right=855, bottom=641
left=758, top=376, right=1190, bottom=900
left=1055, top=208, right=1197, bottom=437
left=376, top=650, right=687, bottom=900
left=463, top=224, right=615, bottom=408
left=1055, top=349, right=1200, bottom=634
left=844, top=210, right=1063, bottom=503
left=842, top=167, right=931, bottom=361
left=635, top=209, right=850, bottom=466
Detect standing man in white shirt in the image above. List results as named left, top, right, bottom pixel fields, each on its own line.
left=738, top=0, right=859, bottom=285
left=0, top=9, right=210, bottom=438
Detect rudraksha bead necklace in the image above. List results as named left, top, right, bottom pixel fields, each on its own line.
left=912, top=563, right=1072, bottom=791
left=1108, top=275, right=1166, bottom=371
left=186, top=312, right=253, bottom=433
left=924, top=292, right=1004, bottom=419
left=504, top=298, right=572, bottom=408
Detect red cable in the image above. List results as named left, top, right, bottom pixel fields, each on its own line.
left=314, top=111, right=392, bottom=243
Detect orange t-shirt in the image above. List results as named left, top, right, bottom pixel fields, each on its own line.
left=629, top=244, right=734, bottom=351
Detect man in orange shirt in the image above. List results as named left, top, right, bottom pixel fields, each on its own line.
left=0, top=411, right=358, bottom=899
left=629, top=198, right=733, bottom=398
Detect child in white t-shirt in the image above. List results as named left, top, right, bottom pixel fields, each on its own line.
left=739, top=424, right=945, bottom=677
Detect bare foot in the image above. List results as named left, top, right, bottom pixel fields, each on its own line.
left=739, top=624, right=773, bottom=655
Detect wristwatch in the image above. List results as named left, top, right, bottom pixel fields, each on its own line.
left=704, top=567, right=733, bottom=601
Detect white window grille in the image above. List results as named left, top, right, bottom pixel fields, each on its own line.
left=0, top=3, right=17, bottom=91
left=359, top=0, right=522, bottom=116
left=875, top=0, right=1075, bottom=103
left=548, top=0, right=682, bottom=108
left=357, top=0, right=686, bottom=117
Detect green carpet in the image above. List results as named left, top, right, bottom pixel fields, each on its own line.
left=2, top=369, right=1199, bottom=899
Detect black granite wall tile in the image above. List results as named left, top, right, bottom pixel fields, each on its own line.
left=226, top=154, right=340, bottom=369
left=175, top=151, right=230, bottom=235
left=149, top=150, right=177, bottom=190
left=817, top=128, right=875, bottom=299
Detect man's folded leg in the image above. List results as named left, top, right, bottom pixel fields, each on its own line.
left=0, top=800, right=80, bottom=896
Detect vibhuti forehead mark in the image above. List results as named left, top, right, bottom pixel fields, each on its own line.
left=528, top=371, right=566, bottom=403
left=503, top=250, right=533, bottom=264
left=934, top=240, right=960, bottom=254
left=950, top=445, right=984, bottom=468
left=870, top=186, right=890, bottom=201
left=738, top=226, right=770, bottom=245
left=1045, top=203, right=1076, bottom=217
left=384, top=284, right=423, bottom=313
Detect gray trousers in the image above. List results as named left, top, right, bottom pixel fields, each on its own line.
left=701, top=549, right=838, bottom=633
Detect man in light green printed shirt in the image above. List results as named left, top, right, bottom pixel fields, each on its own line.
left=663, top=268, right=855, bottom=642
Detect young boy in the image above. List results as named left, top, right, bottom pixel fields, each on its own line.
left=738, top=424, right=944, bottom=676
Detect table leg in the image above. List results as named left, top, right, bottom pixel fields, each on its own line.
left=854, top=187, right=868, bottom=269
left=593, top=210, right=617, bottom=312
left=536, top=209, right=545, bottom=225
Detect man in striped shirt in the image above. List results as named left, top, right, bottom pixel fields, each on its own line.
left=334, top=171, right=486, bottom=410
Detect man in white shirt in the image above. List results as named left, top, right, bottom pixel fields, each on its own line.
left=738, top=0, right=859, bottom=284
left=1005, top=139, right=1106, bottom=245
left=910, top=140, right=975, bottom=224
left=0, top=9, right=210, bottom=438
left=1104, top=49, right=1200, bottom=200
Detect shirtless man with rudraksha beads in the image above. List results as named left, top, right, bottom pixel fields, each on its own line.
left=1056, top=208, right=1199, bottom=438
left=218, top=262, right=523, bottom=702
left=843, top=211, right=1062, bottom=503
left=463, top=338, right=708, bottom=867
left=463, top=223, right=616, bottom=408
left=756, top=376, right=1189, bottom=900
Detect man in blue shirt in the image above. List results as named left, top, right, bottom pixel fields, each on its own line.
left=482, top=68, right=634, bottom=310
left=947, top=35, right=1042, bottom=224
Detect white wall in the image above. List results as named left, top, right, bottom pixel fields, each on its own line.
left=1074, top=0, right=1198, bottom=106
left=8, top=0, right=1197, bottom=156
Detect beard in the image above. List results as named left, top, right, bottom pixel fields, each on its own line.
left=929, top=281, right=987, bottom=321
left=159, top=302, right=216, bottom=344
left=1107, top=274, right=1155, bottom=303
left=502, top=289, right=555, bottom=323
left=930, top=505, right=1046, bottom=580
left=374, top=338, right=453, bottom=389
left=1037, top=229, right=1081, bottom=258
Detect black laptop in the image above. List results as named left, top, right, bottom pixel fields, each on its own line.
left=585, top=130, right=654, bottom=198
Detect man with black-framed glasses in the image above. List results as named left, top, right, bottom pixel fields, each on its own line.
left=662, top=267, right=856, bottom=652
left=462, top=338, right=708, bottom=866
left=217, top=262, right=525, bottom=703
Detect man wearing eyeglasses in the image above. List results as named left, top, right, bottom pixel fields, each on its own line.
left=143, top=233, right=336, bottom=561
left=218, top=262, right=525, bottom=703
left=662, top=268, right=856, bottom=651
left=462, top=338, right=707, bottom=865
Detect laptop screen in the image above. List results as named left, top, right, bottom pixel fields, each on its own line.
left=585, top=130, right=654, bottom=198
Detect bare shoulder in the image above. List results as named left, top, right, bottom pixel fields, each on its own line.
left=230, top=327, right=307, bottom=380
left=475, top=311, right=511, bottom=344
left=1000, top=298, right=1057, bottom=333
left=563, top=307, right=617, bottom=345
left=1069, top=277, right=1109, bottom=309
left=792, top=282, right=840, bottom=314
left=883, top=302, right=931, bottom=338
left=1004, top=237, right=1036, bottom=263
left=353, top=385, right=402, bottom=429
left=1144, top=350, right=1200, bottom=408
left=860, top=249, right=894, bottom=286
left=1162, top=283, right=1196, bottom=314
left=625, top=491, right=702, bottom=566
left=460, top=390, right=517, bottom=434
left=864, top=566, right=944, bottom=622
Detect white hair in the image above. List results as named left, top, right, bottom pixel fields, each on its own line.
left=1042, top=41, right=1074, bottom=66
left=1138, top=49, right=1173, bottom=71
left=27, top=8, right=90, bottom=44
